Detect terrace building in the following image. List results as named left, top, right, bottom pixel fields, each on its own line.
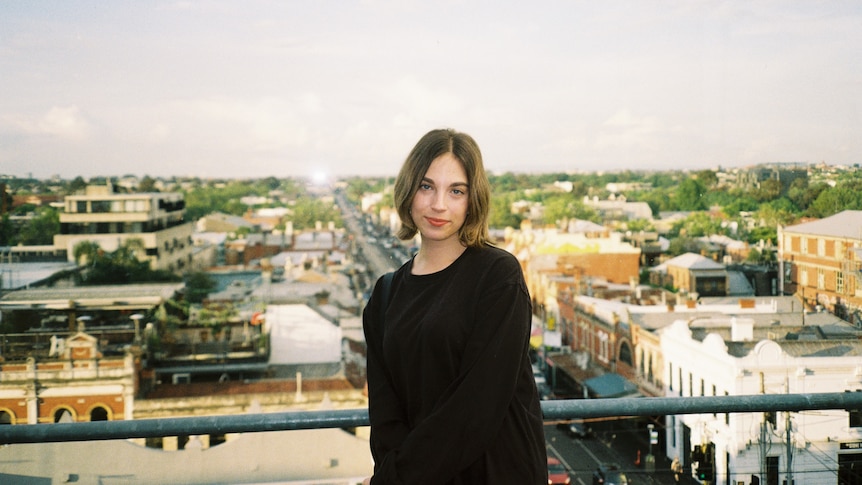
left=661, top=315, right=862, bottom=485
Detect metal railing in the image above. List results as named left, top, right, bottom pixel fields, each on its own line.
left=2, top=391, right=860, bottom=445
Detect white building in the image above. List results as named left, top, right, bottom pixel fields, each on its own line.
left=53, top=184, right=194, bottom=272
left=661, top=316, right=862, bottom=484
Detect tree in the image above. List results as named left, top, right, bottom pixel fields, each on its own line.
left=674, top=178, right=708, bottom=211
left=290, top=198, right=342, bottom=229
left=0, top=214, right=13, bottom=246
left=751, top=179, right=782, bottom=202
left=671, top=212, right=724, bottom=238
left=17, top=206, right=60, bottom=245
left=68, top=176, right=87, bottom=194
left=787, top=180, right=826, bottom=212
left=185, top=271, right=217, bottom=304
left=625, top=218, right=654, bottom=232
left=74, top=239, right=181, bottom=285
left=808, top=181, right=862, bottom=218
left=667, top=236, right=702, bottom=257
left=488, top=193, right=522, bottom=229
left=694, top=169, right=718, bottom=188
left=73, top=240, right=102, bottom=265
left=138, top=175, right=158, bottom=192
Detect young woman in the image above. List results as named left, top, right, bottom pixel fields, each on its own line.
left=362, top=128, right=547, bottom=484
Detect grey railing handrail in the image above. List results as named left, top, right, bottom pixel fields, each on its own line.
left=2, top=392, right=860, bottom=445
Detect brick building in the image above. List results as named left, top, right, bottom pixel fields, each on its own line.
left=0, top=332, right=136, bottom=424
left=778, top=210, right=862, bottom=326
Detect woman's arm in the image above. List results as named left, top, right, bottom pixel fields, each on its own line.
left=363, top=275, right=411, bottom=476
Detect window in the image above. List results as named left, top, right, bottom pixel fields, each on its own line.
left=76, top=201, right=87, bottom=213
left=668, top=363, right=674, bottom=391
left=801, top=237, right=808, bottom=254
left=670, top=416, right=677, bottom=447
left=817, top=269, right=825, bottom=290
left=800, top=269, right=808, bottom=286
left=126, top=199, right=147, bottom=212
left=766, top=456, right=779, bottom=485
left=838, top=271, right=845, bottom=294
left=851, top=408, right=862, bottom=428
left=54, top=408, right=73, bottom=423
left=725, top=391, right=730, bottom=425
left=818, top=238, right=826, bottom=256
left=598, top=333, right=609, bottom=362
left=90, top=406, right=109, bottom=421
left=172, top=373, right=191, bottom=384
left=91, top=200, right=111, bottom=213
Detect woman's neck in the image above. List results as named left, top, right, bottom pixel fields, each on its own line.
left=412, top=240, right=467, bottom=275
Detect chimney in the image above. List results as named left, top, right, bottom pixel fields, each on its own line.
left=731, top=317, right=754, bottom=342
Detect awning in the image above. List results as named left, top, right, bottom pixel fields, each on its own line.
left=584, top=373, right=641, bottom=399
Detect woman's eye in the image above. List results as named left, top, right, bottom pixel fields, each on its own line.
left=419, top=183, right=432, bottom=190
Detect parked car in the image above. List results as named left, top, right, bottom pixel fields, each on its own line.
left=592, top=463, right=629, bottom=485
left=548, top=457, right=571, bottom=485
left=556, top=420, right=593, bottom=439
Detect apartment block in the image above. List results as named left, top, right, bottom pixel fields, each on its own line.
left=778, top=210, right=862, bottom=326
left=53, top=184, right=194, bottom=272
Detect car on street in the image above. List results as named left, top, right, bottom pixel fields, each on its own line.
left=592, top=463, right=629, bottom=485
left=556, top=420, right=593, bottom=439
left=547, top=457, right=571, bottom=485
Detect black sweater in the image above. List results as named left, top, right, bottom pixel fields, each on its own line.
left=363, top=245, right=547, bottom=484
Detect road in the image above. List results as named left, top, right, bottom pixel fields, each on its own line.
left=335, top=190, right=406, bottom=293
left=545, top=419, right=681, bottom=485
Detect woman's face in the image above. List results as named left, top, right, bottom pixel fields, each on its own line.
left=410, top=152, right=469, bottom=245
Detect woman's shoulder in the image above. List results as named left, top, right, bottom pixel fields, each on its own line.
left=470, top=243, right=518, bottom=262
left=464, top=244, right=522, bottom=274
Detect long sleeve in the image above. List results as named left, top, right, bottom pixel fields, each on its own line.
left=368, top=249, right=546, bottom=484
left=363, top=275, right=411, bottom=467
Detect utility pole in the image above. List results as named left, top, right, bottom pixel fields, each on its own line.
left=785, top=410, right=793, bottom=485
left=760, top=372, right=766, bottom=483
left=785, top=375, right=794, bottom=485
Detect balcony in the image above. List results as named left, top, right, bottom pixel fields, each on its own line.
left=1, top=392, right=860, bottom=484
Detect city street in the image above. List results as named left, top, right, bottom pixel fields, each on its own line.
left=545, top=419, right=680, bottom=485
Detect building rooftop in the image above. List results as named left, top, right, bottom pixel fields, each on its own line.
left=0, top=283, right=183, bottom=310
left=0, top=261, right=78, bottom=291
left=782, top=210, right=862, bottom=239
left=660, top=252, right=725, bottom=271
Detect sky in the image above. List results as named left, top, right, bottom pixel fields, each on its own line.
left=1, top=1, right=860, bottom=180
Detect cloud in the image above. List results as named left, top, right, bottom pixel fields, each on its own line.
left=388, top=76, right=464, bottom=128
left=596, top=109, right=664, bottom=150
left=3, top=106, right=93, bottom=141
left=160, top=95, right=322, bottom=153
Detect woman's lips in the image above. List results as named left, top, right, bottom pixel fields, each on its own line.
left=426, top=217, right=448, bottom=227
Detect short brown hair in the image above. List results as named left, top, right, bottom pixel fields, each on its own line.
left=394, top=128, right=490, bottom=247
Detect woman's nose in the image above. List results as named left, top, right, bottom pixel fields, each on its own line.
left=431, top=192, right=446, bottom=210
